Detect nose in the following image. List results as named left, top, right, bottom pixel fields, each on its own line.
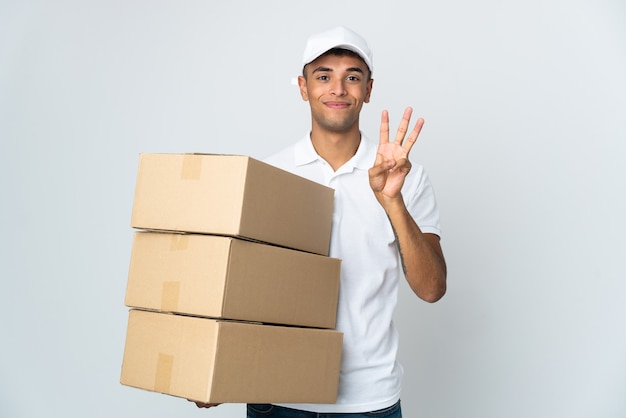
left=329, top=78, right=347, bottom=96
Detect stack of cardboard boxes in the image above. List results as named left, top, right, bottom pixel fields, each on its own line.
left=120, top=153, right=343, bottom=404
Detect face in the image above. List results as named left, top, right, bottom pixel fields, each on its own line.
left=298, top=53, right=373, bottom=134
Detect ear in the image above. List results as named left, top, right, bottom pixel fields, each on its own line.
left=297, top=75, right=309, bottom=101
left=363, top=78, right=374, bottom=103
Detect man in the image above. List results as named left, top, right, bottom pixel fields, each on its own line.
left=251, top=25, right=446, bottom=418
left=197, top=26, right=446, bottom=417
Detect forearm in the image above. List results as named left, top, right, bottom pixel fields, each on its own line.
left=386, top=199, right=447, bottom=303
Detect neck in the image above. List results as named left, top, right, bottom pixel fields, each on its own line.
left=309, top=127, right=361, bottom=171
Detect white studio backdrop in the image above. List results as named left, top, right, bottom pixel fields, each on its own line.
left=1, top=1, right=625, bottom=417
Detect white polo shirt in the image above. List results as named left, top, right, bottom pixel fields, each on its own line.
left=263, top=133, right=441, bottom=413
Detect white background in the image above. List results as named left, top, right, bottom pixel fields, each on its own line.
left=1, top=1, right=625, bottom=417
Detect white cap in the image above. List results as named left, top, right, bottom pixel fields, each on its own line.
left=301, top=26, right=373, bottom=74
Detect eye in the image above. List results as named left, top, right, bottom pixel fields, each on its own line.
left=317, top=75, right=329, bottom=81
left=347, top=75, right=360, bottom=82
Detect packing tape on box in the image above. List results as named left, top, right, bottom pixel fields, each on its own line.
left=169, top=234, right=189, bottom=251
left=155, top=352, right=174, bottom=393
left=161, top=281, right=180, bottom=311
left=181, top=154, right=202, bottom=180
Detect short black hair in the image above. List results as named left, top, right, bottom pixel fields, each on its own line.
left=302, top=48, right=372, bottom=80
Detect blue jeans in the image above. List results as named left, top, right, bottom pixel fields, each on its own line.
left=246, top=400, right=402, bottom=418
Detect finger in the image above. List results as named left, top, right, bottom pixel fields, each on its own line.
left=373, top=153, right=394, bottom=170
left=195, top=402, right=220, bottom=408
left=393, top=107, right=413, bottom=145
left=379, top=110, right=390, bottom=145
left=394, top=157, right=413, bottom=174
left=368, top=164, right=389, bottom=192
left=402, top=117, right=424, bottom=154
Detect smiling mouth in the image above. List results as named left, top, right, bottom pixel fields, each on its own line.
left=325, top=102, right=350, bottom=109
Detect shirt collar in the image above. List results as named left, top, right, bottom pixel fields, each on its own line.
left=294, top=132, right=376, bottom=170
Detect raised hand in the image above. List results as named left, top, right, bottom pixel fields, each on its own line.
left=369, top=107, right=424, bottom=206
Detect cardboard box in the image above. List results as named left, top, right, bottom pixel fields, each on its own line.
left=130, top=153, right=334, bottom=256
left=120, top=309, right=343, bottom=404
left=125, top=231, right=341, bottom=329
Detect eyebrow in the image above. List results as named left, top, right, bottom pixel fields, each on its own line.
left=311, top=66, right=365, bottom=75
